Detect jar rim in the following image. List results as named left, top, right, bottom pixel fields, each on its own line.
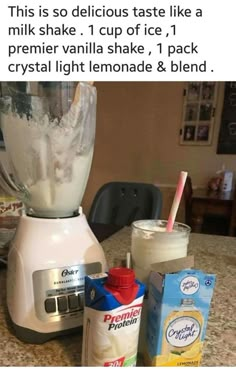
left=132, top=219, right=191, bottom=234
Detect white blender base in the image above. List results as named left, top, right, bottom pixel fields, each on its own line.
left=7, top=212, right=107, bottom=343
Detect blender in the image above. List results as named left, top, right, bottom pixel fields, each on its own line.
left=0, top=82, right=107, bottom=343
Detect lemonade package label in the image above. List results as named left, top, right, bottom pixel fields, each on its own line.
left=145, top=269, right=216, bottom=367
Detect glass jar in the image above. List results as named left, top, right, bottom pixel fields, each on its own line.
left=131, top=219, right=191, bottom=285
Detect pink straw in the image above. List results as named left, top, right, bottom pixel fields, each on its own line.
left=166, top=171, right=188, bottom=232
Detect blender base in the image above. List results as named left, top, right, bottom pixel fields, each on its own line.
left=9, top=316, right=83, bottom=344
left=7, top=212, right=107, bottom=343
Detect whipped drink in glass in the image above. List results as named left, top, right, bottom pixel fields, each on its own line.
left=131, top=219, right=190, bottom=285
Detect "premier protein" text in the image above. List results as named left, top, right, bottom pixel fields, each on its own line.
left=104, top=307, right=142, bottom=331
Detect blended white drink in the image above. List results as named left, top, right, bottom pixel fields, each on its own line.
left=131, top=220, right=190, bottom=285
left=131, top=219, right=190, bottom=356
left=0, top=82, right=96, bottom=218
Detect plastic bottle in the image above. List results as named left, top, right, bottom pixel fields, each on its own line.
left=162, top=298, right=204, bottom=356
left=82, top=267, right=145, bottom=367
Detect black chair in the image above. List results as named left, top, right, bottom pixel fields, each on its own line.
left=88, top=181, right=162, bottom=226
left=184, top=176, right=195, bottom=227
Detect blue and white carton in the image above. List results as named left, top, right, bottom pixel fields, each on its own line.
left=144, top=268, right=216, bottom=366
left=82, top=269, right=145, bottom=367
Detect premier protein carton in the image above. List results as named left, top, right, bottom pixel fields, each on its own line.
left=144, top=268, right=216, bottom=367
left=81, top=268, right=145, bottom=367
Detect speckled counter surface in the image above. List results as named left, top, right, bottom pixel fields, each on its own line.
left=0, top=229, right=235, bottom=366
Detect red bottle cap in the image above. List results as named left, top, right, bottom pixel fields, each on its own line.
left=106, top=267, right=135, bottom=289
left=105, top=267, right=139, bottom=305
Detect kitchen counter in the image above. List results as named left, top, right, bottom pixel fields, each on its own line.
left=0, top=228, right=235, bottom=366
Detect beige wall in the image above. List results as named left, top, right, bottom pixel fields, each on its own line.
left=82, top=82, right=236, bottom=216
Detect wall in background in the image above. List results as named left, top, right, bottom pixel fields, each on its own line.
left=82, top=82, right=236, bottom=216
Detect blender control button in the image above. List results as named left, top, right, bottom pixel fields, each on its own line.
left=45, top=298, right=56, bottom=313
left=78, top=293, right=84, bottom=308
left=57, top=296, right=68, bottom=312
left=68, top=294, right=79, bottom=310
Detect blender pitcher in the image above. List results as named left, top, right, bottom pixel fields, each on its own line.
left=0, top=82, right=107, bottom=344
left=0, top=82, right=95, bottom=218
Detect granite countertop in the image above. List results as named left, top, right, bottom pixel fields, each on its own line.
left=0, top=228, right=236, bottom=366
